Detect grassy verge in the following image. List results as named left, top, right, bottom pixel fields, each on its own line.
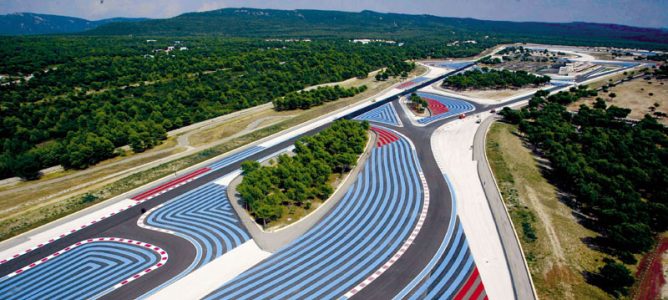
left=486, top=122, right=611, bottom=300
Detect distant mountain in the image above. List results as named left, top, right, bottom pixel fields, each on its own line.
left=0, top=12, right=147, bottom=35
left=87, top=8, right=668, bottom=49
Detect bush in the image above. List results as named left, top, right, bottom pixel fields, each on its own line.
left=593, top=258, right=634, bottom=297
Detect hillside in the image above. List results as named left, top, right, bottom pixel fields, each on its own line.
left=87, top=8, right=668, bottom=49
left=0, top=12, right=146, bottom=35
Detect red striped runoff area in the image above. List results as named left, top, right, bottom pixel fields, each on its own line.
left=454, top=267, right=487, bottom=300
left=425, top=98, right=449, bottom=116
left=131, top=167, right=211, bottom=201
left=396, top=81, right=417, bottom=89
left=371, top=127, right=399, bottom=147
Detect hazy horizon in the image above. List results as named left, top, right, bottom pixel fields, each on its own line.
left=1, top=0, right=666, bottom=29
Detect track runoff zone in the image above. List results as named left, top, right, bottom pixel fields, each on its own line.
left=139, top=183, right=250, bottom=269
left=416, top=92, right=475, bottom=125
left=205, top=126, right=428, bottom=299
left=137, top=182, right=251, bottom=296
left=0, top=238, right=166, bottom=300
left=130, top=145, right=266, bottom=202
left=397, top=76, right=430, bottom=89
left=354, top=102, right=403, bottom=127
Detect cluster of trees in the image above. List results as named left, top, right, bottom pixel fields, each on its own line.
left=273, top=85, right=367, bottom=111
left=375, top=61, right=415, bottom=81
left=0, top=38, right=431, bottom=180
left=500, top=86, right=667, bottom=295
left=443, top=68, right=551, bottom=90
left=408, top=93, right=428, bottom=113
left=478, top=56, right=502, bottom=64
left=655, top=64, right=668, bottom=78
left=237, top=120, right=369, bottom=226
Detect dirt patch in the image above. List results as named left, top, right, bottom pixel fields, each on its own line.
left=570, top=78, right=668, bottom=125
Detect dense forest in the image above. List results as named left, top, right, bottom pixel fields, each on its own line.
left=86, top=8, right=668, bottom=51
left=273, top=85, right=367, bottom=111
left=478, top=55, right=502, bottom=65
left=443, top=68, right=551, bottom=90
left=500, top=87, right=667, bottom=295
left=374, top=61, right=415, bottom=81
left=237, top=120, right=369, bottom=225
left=1, top=37, right=460, bottom=180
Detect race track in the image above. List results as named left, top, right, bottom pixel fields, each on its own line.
left=205, top=126, right=424, bottom=299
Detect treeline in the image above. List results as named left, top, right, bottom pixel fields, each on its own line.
left=443, top=68, right=551, bottom=90
left=500, top=87, right=667, bottom=295
left=237, top=120, right=369, bottom=225
left=273, top=85, right=367, bottom=111
left=478, top=55, right=502, bottom=64
left=0, top=38, right=434, bottom=180
left=375, top=61, right=415, bottom=81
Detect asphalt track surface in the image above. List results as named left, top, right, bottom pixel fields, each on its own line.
left=0, top=60, right=630, bottom=299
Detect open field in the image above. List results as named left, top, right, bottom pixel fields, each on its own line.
left=570, top=78, right=668, bottom=125
left=0, top=65, right=426, bottom=241
left=486, top=122, right=611, bottom=300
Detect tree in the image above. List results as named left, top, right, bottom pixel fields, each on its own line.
left=593, top=258, right=634, bottom=297
left=236, top=119, right=368, bottom=226
left=500, top=107, right=523, bottom=124
left=14, top=152, right=42, bottom=180
left=129, top=133, right=146, bottom=153
left=593, top=98, right=607, bottom=109
left=241, top=160, right=261, bottom=175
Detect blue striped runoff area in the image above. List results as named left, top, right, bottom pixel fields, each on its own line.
left=354, top=103, right=402, bottom=127
left=0, top=242, right=159, bottom=300
left=145, top=183, right=250, bottom=269
left=205, top=128, right=424, bottom=299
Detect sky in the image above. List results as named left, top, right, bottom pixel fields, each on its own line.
left=1, top=0, right=666, bottom=28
